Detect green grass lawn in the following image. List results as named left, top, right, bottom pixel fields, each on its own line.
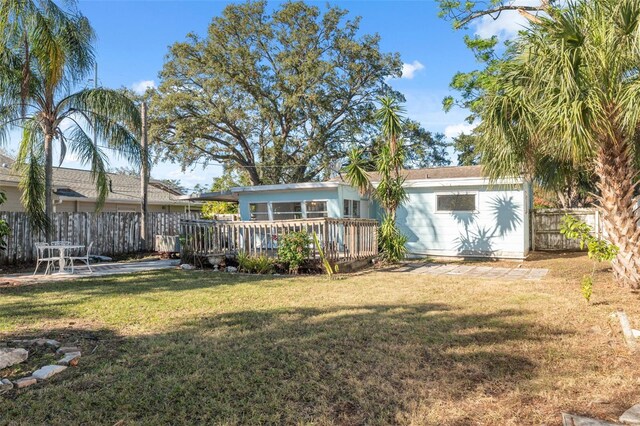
left=1, top=253, right=639, bottom=425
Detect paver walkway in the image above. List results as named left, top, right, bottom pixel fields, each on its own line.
left=386, top=263, right=549, bottom=281
left=1, top=259, right=180, bottom=285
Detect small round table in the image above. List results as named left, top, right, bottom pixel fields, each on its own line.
left=48, top=244, right=85, bottom=274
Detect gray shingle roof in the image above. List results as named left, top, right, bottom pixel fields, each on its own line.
left=0, top=153, right=192, bottom=205
left=330, top=165, right=484, bottom=183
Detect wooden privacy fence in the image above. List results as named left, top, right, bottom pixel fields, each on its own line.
left=0, top=211, right=200, bottom=264
left=180, top=218, right=379, bottom=262
left=532, top=208, right=600, bottom=251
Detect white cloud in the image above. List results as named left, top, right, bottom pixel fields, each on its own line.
left=473, top=0, right=541, bottom=40
left=444, top=122, right=477, bottom=139
left=131, top=80, right=156, bottom=95
left=401, top=60, right=425, bottom=79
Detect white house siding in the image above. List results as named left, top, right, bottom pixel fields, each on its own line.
left=0, top=186, right=195, bottom=214
left=0, top=186, right=24, bottom=212
left=395, top=183, right=530, bottom=259
left=338, top=185, right=370, bottom=218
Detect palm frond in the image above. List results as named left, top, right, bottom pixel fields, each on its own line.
left=16, top=125, right=49, bottom=233
left=65, top=124, right=110, bottom=210
left=343, top=148, right=373, bottom=196
left=375, top=96, right=405, bottom=154
left=60, top=88, right=142, bottom=163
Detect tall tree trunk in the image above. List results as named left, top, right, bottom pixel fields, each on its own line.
left=140, top=102, right=149, bottom=252
left=595, top=144, right=640, bottom=288
left=44, top=132, right=53, bottom=242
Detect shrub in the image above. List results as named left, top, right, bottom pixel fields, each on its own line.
left=378, top=215, right=407, bottom=263
left=560, top=214, right=619, bottom=303
left=236, top=252, right=274, bottom=274
left=581, top=275, right=593, bottom=303
left=236, top=251, right=251, bottom=273
left=277, top=231, right=311, bottom=274
left=251, top=255, right=274, bottom=274
left=560, top=215, right=619, bottom=262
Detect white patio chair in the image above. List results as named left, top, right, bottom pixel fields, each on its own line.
left=50, top=240, right=72, bottom=246
left=69, top=242, right=93, bottom=274
left=33, top=243, right=57, bottom=275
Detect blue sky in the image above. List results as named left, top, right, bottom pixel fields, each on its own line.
left=5, top=0, right=529, bottom=189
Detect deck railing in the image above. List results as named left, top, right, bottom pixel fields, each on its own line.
left=180, top=218, right=378, bottom=261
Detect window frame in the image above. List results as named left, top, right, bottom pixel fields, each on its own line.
left=248, top=199, right=331, bottom=221
left=271, top=201, right=304, bottom=220
left=249, top=202, right=270, bottom=221
left=434, top=192, right=478, bottom=214
left=343, top=199, right=361, bottom=218
left=304, top=200, right=329, bottom=219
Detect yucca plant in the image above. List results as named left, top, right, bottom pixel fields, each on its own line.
left=345, top=97, right=409, bottom=262
left=478, top=0, right=640, bottom=288
left=0, top=0, right=141, bottom=237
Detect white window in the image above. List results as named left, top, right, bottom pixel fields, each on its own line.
left=343, top=199, right=360, bottom=218
left=305, top=201, right=328, bottom=218
left=249, top=203, right=269, bottom=221
left=436, top=194, right=477, bottom=212
left=272, top=202, right=303, bottom=220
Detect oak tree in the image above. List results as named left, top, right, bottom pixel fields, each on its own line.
left=150, top=1, right=402, bottom=186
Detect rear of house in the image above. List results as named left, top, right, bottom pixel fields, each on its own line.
left=389, top=167, right=531, bottom=259
left=192, top=165, right=532, bottom=259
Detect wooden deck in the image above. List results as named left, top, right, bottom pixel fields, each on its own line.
left=180, top=218, right=378, bottom=261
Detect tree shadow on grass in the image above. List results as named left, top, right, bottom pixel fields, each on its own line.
left=1, top=303, right=566, bottom=425
left=0, top=269, right=286, bottom=298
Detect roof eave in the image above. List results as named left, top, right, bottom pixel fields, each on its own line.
left=399, top=176, right=525, bottom=188
left=181, top=190, right=239, bottom=203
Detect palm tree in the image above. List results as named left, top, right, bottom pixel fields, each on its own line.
left=478, top=0, right=640, bottom=287
left=345, top=96, right=408, bottom=261
left=0, top=0, right=141, bottom=237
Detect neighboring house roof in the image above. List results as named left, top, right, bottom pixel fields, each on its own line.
left=186, top=165, right=522, bottom=202
left=0, top=153, right=196, bottom=206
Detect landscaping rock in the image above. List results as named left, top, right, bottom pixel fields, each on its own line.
left=9, top=339, right=33, bottom=346
left=57, top=352, right=81, bottom=366
left=562, top=413, right=619, bottom=426
left=180, top=263, right=195, bottom=270
left=620, top=404, right=640, bottom=424
left=226, top=266, right=237, bottom=273
left=13, top=377, right=37, bottom=389
left=45, top=339, right=61, bottom=348
left=0, top=378, right=13, bottom=394
left=32, top=365, right=67, bottom=381
left=0, top=348, right=28, bottom=369
left=56, top=346, right=80, bottom=355
left=10, top=338, right=59, bottom=347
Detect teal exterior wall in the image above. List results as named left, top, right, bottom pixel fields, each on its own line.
left=235, top=180, right=531, bottom=259
left=393, top=183, right=530, bottom=259
left=237, top=186, right=371, bottom=221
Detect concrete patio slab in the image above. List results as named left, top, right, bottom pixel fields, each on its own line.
left=1, top=259, right=180, bottom=285
left=386, top=263, right=548, bottom=281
